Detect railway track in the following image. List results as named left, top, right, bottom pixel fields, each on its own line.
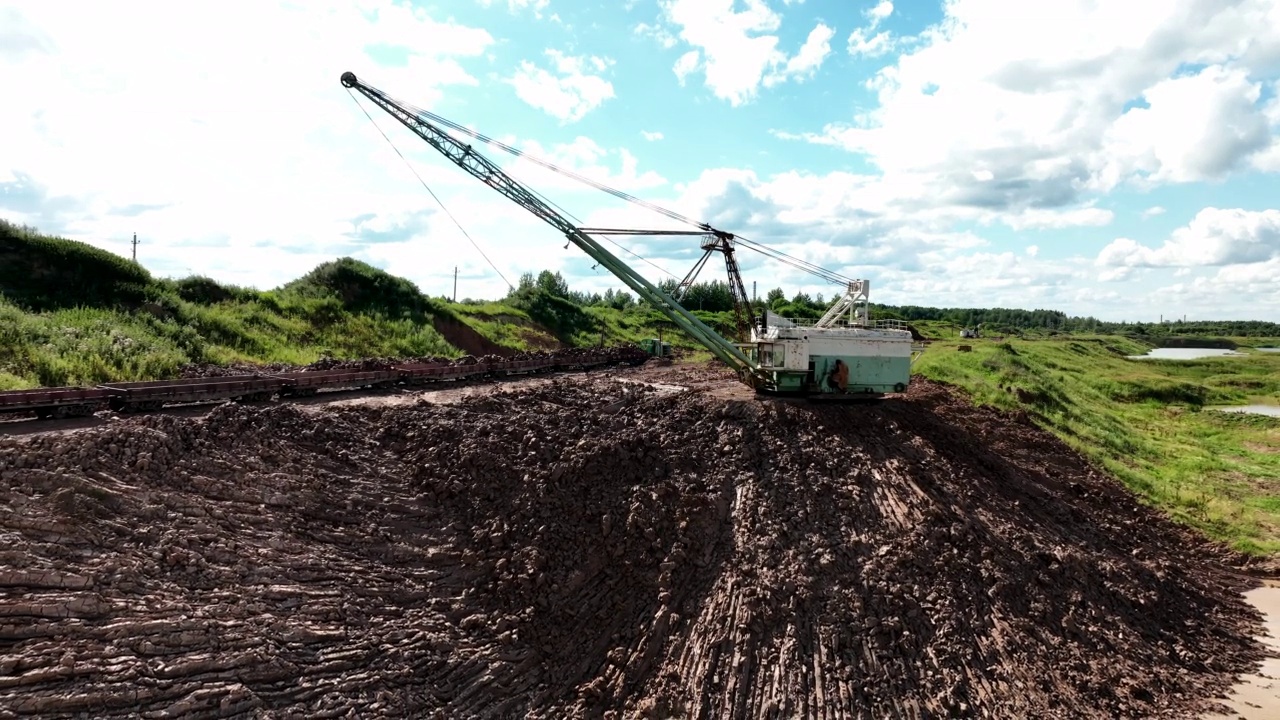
left=0, top=347, right=651, bottom=424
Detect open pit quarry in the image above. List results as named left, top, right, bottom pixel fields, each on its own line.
left=0, top=362, right=1273, bottom=719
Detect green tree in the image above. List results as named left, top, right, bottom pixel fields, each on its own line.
left=683, top=280, right=735, bottom=312
left=766, top=287, right=786, bottom=310
left=536, top=270, right=570, bottom=298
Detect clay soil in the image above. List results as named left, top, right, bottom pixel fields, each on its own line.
left=0, top=364, right=1272, bottom=718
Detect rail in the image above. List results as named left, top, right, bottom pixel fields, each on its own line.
left=776, top=317, right=914, bottom=331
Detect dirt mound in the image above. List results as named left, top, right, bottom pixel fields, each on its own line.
left=0, top=376, right=1267, bottom=718
left=431, top=314, right=514, bottom=357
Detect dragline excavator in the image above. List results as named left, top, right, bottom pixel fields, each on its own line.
left=340, top=72, right=924, bottom=398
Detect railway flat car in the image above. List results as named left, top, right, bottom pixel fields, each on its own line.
left=0, top=387, right=112, bottom=419
left=491, top=358, right=558, bottom=376
left=99, top=376, right=285, bottom=412
left=394, top=362, right=490, bottom=384
left=273, top=369, right=399, bottom=397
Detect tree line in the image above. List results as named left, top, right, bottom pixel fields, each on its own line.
left=491, top=269, right=1280, bottom=338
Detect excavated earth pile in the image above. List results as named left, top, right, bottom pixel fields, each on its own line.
left=0, top=374, right=1269, bottom=718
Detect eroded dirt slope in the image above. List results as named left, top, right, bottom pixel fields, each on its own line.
left=0, top=372, right=1268, bottom=718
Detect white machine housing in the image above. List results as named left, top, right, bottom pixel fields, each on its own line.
left=746, top=280, right=924, bottom=394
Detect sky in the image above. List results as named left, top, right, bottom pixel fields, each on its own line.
left=1, top=0, right=1279, bottom=322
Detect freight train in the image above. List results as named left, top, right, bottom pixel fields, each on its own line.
left=0, top=350, right=647, bottom=420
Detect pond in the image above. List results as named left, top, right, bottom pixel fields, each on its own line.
left=1215, top=405, right=1280, bottom=418
left=1127, top=348, right=1244, bottom=360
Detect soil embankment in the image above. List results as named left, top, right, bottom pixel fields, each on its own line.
left=0, top=369, right=1268, bottom=718
left=431, top=314, right=515, bottom=357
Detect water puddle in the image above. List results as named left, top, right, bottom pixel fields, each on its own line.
left=1128, top=348, right=1245, bottom=360
left=611, top=378, right=690, bottom=396
left=1215, top=406, right=1280, bottom=418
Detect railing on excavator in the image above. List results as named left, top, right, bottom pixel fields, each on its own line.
left=780, top=317, right=914, bottom=331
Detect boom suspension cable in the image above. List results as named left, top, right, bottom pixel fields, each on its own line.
left=386, top=95, right=857, bottom=287
left=347, top=89, right=514, bottom=290
left=351, top=88, right=683, bottom=285
left=354, top=77, right=857, bottom=290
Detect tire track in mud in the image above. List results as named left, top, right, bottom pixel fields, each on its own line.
left=0, top=374, right=1269, bottom=718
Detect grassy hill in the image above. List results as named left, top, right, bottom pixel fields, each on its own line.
left=0, top=222, right=707, bottom=389
left=0, top=222, right=472, bottom=388
left=915, top=335, right=1280, bottom=554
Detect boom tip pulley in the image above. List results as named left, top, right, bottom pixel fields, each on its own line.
left=340, top=71, right=358, bottom=88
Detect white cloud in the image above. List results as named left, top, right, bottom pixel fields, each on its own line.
left=1267, top=82, right=1280, bottom=121
left=572, top=166, right=1267, bottom=319
left=785, top=0, right=1280, bottom=215
left=658, top=0, right=836, bottom=106
left=641, top=130, right=665, bottom=141
left=1097, top=266, right=1138, bottom=283
left=1212, top=257, right=1280, bottom=286
left=1142, top=206, right=1167, bottom=218
left=768, top=23, right=835, bottom=85
left=507, top=50, right=615, bottom=123
left=1103, top=65, right=1272, bottom=184
left=866, top=0, right=894, bottom=23
left=1000, top=207, right=1114, bottom=231
left=1097, top=207, right=1280, bottom=267
left=503, top=137, right=668, bottom=193
left=1150, top=263, right=1280, bottom=318
left=848, top=0, right=898, bottom=58
left=878, top=250, right=1088, bottom=310
left=673, top=50, right=701, bottom=85
left=1252, top=82, right=1280, bottom=170
left=476, top=0, right=550, bottom=18
left=611, top=167, right=989, bottom=273
left=0, top=0, right=495, bottom=230
left=0, top=5, right=52, bottom=61
left=848, top=30, right=895, bottom=58
left=1253, top=143, right=1280, bottom=171
left=635, top=22, right=677, bottom=49
left=0, top=0, right=601, bottom=299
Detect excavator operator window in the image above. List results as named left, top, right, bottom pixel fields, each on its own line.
left=759, top=343, right=778, bottom=367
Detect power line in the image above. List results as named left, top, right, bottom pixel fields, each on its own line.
left=347, top=89, right=513, bottom=291
left=595, top=235, right=679, bottom=280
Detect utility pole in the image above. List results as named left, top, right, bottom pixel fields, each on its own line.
left=453, top=266, right=457, bottom=302
left=131, top=233, right=139, bottom=263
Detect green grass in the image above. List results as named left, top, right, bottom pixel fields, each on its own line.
left=583, top=306, right=741, bottom=348
left=915, top=335, right=1280, bottom=554
left=0, top=291, right=460, bottom=388
left=447, top=301, right=562, bottom=351
left=0, top=237, right=463, bottom=387
left=447, top=296, right=740, bottom=352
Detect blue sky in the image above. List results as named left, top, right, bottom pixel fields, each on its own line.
left=1, top=0, right=1279, bottom=321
